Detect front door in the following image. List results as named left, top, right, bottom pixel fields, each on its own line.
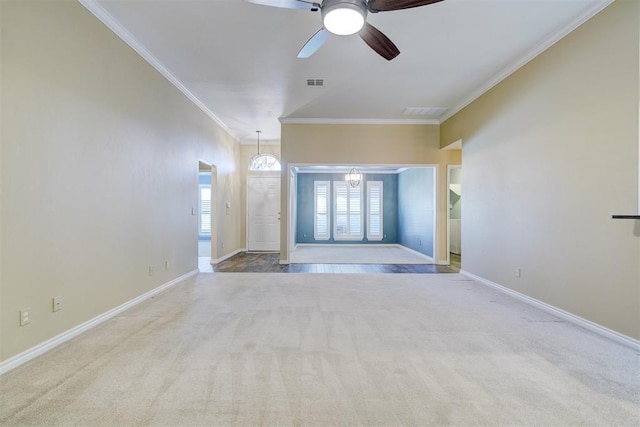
left=247, top=176, right=280, bottom=251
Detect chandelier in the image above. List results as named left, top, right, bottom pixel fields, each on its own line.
left=346, top=167, right=362, bottom=188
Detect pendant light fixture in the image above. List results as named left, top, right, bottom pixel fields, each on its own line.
left=248, top=130, right=282, bottom=171
left=346, top=167, right=362, bottom=188
left=248, top=130, right=262, bottom=170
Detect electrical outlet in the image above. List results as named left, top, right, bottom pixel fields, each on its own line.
left=165, top=260, right=169, bottom=270
left=516, top=268, right=521, bottom=278
left=148, top=266, right=154, bottom=277
left=52, top=296, right=63, bottom=312
left=20, top=309, right=30, bottom=326
left=221, top=242, right=224, bottom=249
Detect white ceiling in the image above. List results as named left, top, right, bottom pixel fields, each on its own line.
left=85, top=0, right=611, bottom=143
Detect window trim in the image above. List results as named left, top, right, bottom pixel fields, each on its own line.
left=314, top=180, right=330, bottom=240
left=367, top=181, right=383, bottom=241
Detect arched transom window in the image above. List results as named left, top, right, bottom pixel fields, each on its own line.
left=249, top=154, right=281, bottom=171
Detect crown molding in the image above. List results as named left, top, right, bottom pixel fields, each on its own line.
left=79, top=0, right=614, bottom=136
left=440, top=0, right=615, bottom=123
left=78, top=0, right=238, bottom=141
left=295, top=168, right=404, bottom=174
left=279, top=118, right=441, bottom=125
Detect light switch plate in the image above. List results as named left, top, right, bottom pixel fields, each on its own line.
left=20, top=309, right=30, bottom=326
left=53, top=296, right=63, bottom=312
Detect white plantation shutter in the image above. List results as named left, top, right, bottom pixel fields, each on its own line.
left=335, top=183, right=348, bottom=235
left=367, top=181, right=383, bottom=240
left=334, top=181, right=363, bottom=240
left=314, top=181, right=330, bottom=240
left=350, top=185, right=361, bottom=235
left=199, top=185, right=212, bottom=235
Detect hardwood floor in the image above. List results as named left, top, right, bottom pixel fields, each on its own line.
left=204, top=252, right=460, bottom=274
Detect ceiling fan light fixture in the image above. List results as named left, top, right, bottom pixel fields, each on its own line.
left=322, top=0, right=367, bottom=36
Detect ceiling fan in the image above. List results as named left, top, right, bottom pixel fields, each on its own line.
left=245, top=0, right=444, bottom=61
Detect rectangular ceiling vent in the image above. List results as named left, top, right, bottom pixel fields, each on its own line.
left=307, top=79, right=324, bottom=87
left=403, top=107, right=449, bottom=116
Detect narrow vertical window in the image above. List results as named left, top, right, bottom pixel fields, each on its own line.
left=314, top=181, right=330, bottom=240
left=367, top=181, right=383, bottom=240
left=334, top=181, right=363, bottom=240
left=199, top=185, right=212, bottom=235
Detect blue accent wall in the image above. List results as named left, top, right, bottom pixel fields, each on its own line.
left=296, top=173, right=398, bottom=244
left=398, top=168, right=435, bottom=257
left=198, top=172, right=211, bottom=241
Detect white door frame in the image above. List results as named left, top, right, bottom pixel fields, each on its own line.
left=210, top=165, right=218, bottom=262
left=197, top=161, right=218, bottom=263
left=289, top=170, right=296, bottom=258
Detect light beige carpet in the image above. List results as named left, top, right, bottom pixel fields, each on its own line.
left=290, top=245, right=433, bottom=264
left=1, top=273, right=638, bottom=426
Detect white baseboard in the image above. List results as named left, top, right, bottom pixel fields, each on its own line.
left=460, top=270, right=640, bottom=350
left=395, top=244, right=435, bottom=263
left=211, top=248, right=245, bottom=265
left=0, top=269, right=198, bottom=376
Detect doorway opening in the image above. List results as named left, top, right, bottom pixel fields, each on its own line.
left=198, top=162, right=217, bottom=271
left=447, top=165, right=462, bottom=269
left=286, top=165, right=437, bottom=264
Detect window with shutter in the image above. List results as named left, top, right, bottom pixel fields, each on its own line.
left=199, top=185, right=212, bottom=235
left=334, top=181, right=363, bottom=240
left=367, top=181, right=383, bottom=240
left=314, top=181, right=330, bottom=240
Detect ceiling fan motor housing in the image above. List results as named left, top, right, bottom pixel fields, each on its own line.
left=322, top=0, right=368, bottom=35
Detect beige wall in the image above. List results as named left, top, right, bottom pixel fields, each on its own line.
left=0, top=3, right=4, bottom=360
left=441, top=0, right=639, bottom=339
left=239, top=143, right=281, bottom=247
left=280, top=124, right=461, bottom=263
left=0, top=1, right=243, bottom=361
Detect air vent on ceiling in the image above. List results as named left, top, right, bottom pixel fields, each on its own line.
left=403, top=107, right=449, bottom=116
left=307, top=79, right=324, bottom=87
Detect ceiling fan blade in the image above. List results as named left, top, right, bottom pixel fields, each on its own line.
left=244, top=0, right=318, bottom=11
left=367, top=0, right=444, bottom=13
left=297, top=28, right=330, bottom=58
left=358, top=22, right=400, bottom=61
